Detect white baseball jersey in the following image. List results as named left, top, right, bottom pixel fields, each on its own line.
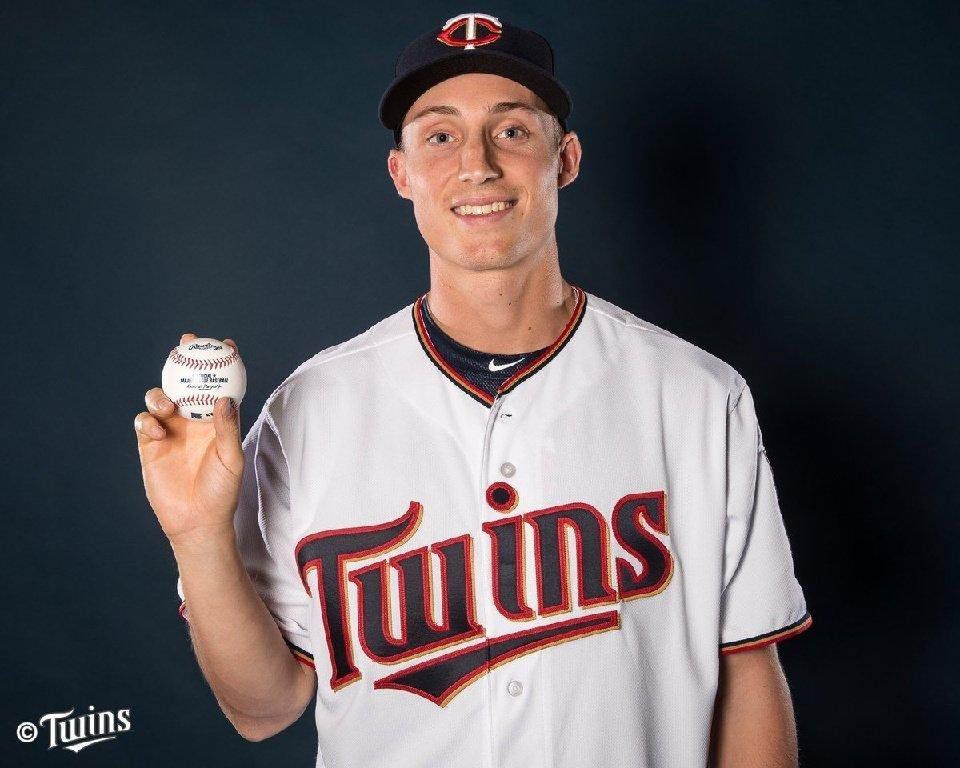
left=177, top=286, right=812, bottom=768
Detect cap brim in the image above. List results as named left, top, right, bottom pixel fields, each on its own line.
left=378, top=49, right=571, bottom=133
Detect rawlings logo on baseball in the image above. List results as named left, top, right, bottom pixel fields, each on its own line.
left=161, top=337, right=247, bottom=421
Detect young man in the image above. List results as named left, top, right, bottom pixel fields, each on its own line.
left=134, top=13, right=812, bottom=768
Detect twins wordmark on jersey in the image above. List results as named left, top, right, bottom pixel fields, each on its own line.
left=295, top=486, right=673, bottom=705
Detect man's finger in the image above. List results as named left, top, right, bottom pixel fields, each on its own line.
left=145, top=387, right=178, bottom=420
left=134, top=411, right=166, bottom=442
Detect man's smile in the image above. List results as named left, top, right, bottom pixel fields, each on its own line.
left=450, top=199, right=517, bottom=225
left=452, top=200, right=516, bottom=215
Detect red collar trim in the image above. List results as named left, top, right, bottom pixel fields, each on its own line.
left=412, top=286, right=587, bottom=407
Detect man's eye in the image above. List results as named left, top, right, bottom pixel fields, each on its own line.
left=426, top=126, right=529, bottom=145
left=426, top=131, right=455, bottom=145
left=498, top=125, right=529, bottom=140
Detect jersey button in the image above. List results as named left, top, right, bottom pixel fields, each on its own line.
left=507, top=680, right=523, bottom=697
left=499, top=462, right=516, bottom=478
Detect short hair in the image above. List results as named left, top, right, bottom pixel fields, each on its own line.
left=395, top=112, right=566, bottom=152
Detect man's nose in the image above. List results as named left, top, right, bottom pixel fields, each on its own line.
left=458, top=132, right=500, bottom=183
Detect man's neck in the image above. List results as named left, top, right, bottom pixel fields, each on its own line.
left=425, top=252, right=575, bottom=355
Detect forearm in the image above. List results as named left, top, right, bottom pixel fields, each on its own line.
left=172, top=526, right=312, bottom=732
left=709, top=646, right=799, bottom=768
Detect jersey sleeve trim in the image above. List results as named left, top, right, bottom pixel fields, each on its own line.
left=719, top=612, right=812, bottom=655
left=176, top=600, right=316, bottom=669
left=284, top=638, right=316, bottom=669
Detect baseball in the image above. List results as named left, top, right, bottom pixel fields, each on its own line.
left=160, top=338, right=246, bottom=421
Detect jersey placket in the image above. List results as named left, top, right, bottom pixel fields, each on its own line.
left=410, top=287, right=587, bottom=768
left=479, top=391, right=548, bottom=768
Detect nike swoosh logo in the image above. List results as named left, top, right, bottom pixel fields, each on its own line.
left=488, top=357, right=525, bottom=372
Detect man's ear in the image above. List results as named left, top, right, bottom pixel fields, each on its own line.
left=557, top=131, right=581, bottom=190
left=387, top=148, right=411, bottom=200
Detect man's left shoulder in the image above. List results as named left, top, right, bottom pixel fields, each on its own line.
left=583, top=290, right=746, bottom=399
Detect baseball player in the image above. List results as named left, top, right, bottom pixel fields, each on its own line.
left=135, top=12, right=812, bottom=768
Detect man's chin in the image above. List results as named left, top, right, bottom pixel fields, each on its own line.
left=435, top=247, right=523, bottom=272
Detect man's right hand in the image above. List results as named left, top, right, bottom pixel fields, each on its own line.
left=134, top=332, right=245, bottom=545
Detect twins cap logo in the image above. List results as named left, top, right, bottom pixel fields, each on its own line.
left=437, top=12, right=502, bottom=49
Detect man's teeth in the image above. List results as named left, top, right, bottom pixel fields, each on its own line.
left=453, top=201, right=514, bottom=215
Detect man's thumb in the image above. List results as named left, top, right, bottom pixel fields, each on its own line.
left=214, top=397, right=243, bottom=474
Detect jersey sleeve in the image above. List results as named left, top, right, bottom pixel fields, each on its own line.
left=176, top=407, right=315, bottom=669
left=718, top=382, right=812, bottom=654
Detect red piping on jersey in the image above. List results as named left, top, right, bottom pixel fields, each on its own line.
left=413, top=296, right=492, bottom=405
left=497, top=285, right=585, bottom=394
left=719, top=613, right=813, bottom=655
left=412, top=285, right=587, bottom=406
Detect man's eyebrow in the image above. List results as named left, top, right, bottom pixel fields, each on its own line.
left=407, top=101, right=542, bottom=125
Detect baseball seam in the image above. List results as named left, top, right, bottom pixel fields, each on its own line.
left=167, top=347, right=241, bottom=370
left=176, top=394, right=220, bottom=406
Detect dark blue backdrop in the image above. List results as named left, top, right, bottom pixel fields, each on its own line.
left=2, top=1, right=956, bottom=765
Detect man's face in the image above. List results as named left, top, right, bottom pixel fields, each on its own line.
left=387, top=73, right=580, bottom=273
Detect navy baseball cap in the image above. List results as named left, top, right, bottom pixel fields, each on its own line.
left=379, top=12, right=572, bottom=147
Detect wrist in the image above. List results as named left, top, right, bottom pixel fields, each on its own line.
left=168, top=522, right=238, bottom=559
